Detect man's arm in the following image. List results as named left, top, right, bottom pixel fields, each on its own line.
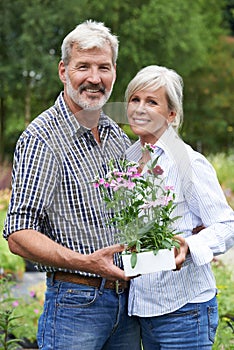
left=8, top=230, right=128, bottom=280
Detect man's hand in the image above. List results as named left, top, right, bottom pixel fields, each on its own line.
left=173, top=235, right=189, bottom=270
left=85, top=244, right=129, bottom=281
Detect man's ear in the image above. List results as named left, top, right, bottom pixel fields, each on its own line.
left=58, top=60, right=66, bottom=84
left=111, top=63, right=117, bottom=85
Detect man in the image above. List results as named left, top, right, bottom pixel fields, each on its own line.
left=3, top=20, right=140, bottom=350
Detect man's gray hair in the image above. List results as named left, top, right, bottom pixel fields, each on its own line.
left=61, top=20, right=119, bottom=66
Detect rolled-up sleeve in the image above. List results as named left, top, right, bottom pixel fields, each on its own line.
left=3, top=135, right=59, bottom=238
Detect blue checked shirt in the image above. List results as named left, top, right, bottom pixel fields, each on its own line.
left=3, top=92, right=131, bottom=275
left=126, top=126, right=234, bottom=316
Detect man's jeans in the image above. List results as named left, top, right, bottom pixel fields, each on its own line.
left=139, top=295, right=218, bottom=349
left=37, top=274, right=141, bottom=350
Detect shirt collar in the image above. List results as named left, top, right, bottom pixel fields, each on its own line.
left=126, top=126, right=182, bottom=162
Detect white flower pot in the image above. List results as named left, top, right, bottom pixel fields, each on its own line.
left=122, top=249, right=176, bottom=277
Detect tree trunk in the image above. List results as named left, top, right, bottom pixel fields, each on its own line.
left=0, top=97, right=5, bottom=163
left=25, top=80, right=31, bottom=127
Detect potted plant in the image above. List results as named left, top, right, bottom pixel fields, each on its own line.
left=93, top=144, right=180, bottom=276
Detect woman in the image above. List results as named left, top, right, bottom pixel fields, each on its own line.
left=125, top=65, right=234, bottom=349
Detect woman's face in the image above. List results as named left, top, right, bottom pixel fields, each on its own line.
left=127, top=87, right=176, bottom=144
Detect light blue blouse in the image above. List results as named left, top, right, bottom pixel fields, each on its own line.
left=126, top=126, right=234, bottom=316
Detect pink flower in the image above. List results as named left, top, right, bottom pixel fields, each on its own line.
left=152, top=165, right=164, bottom=175
left=93, top=178, right=107, bottom=188
left=12, top=300, right=19, bottom=307
left=113, top=171, right=124, bottom=176
left=143, top=143, right=157, bottom=152
left=161, top=195, right=173, bottom=206
left=110, top=180, right=121, bottom=191
left=110, top=179, right=118, bottom=187
left=126, top=166, right=138, bottom=175
left=125, top=180, right=136, bottom=190
left=165, top=185, right=174, bottom=191
left=30, top=290, right=36, bottom=298
left=34, top=309, right=39, bottom=314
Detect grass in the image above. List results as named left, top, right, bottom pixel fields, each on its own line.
left=212, top=260, right=234, bottom=349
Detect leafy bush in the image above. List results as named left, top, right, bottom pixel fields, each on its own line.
left=0, top=210, right=25, bottom=279
left=0, top=276, right=23, bottom=350
left=10, top=283, right=44, bottom=345
left=0, top=275, right=44, bottom=348
left=208, top=152, right=234, bottom=208
left=212, top=260, right=234, bottom=349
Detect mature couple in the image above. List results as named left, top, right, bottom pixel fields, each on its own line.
left=3, top=20, right=234, bottom=350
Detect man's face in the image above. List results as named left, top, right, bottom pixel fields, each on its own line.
left=59, top=44, right=116, bottom=112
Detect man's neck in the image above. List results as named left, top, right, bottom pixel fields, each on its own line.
left=74, top=109, right=101, bottom=129
left=64, top=93, right=101, bottom=129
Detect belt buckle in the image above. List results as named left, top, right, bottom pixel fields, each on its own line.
left=115, top=280, right=124, bottom=294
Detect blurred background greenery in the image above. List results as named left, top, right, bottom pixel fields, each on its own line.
left=0, top=0, right=234, bottom=162
left=0, top=2, right=234, bottom=347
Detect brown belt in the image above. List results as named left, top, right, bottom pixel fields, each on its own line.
left=46, top=272, right=129, bottom=292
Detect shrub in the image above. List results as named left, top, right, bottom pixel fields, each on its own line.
left=0, top=210, right=25, bottom=279
left=212, top=260, right=234, bottom=349
left=208, top=152, right=234, bottom=208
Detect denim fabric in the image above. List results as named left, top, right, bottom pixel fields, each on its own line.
left=139, top=295, right=218, bottom=349
left=37, top=275, right=141, bottom=350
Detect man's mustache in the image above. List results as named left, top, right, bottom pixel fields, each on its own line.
left=79, top=84, right=105, bottom=94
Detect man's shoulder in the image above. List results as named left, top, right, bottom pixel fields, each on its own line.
left=28, top=105, right=59, bottom=132
left=20, top=100, right=65, bottom=144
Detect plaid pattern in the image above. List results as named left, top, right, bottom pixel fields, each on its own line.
left=4, top=92, right=131, bottom=275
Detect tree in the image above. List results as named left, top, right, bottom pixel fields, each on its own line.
left=0, top=0, right=232, bottom=161
left=0, top=0, right=85, bottom=161
left=183, top=36, right=234, bottom=154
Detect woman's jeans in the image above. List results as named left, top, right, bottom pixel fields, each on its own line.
left=37, top=274, right=141, bottom=350
left=139, top=295, right=218, bottom=349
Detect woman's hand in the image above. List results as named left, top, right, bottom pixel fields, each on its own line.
left=173, top=235, right=189, bottom=270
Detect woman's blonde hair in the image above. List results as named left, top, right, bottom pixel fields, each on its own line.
left=125, top=65, right=184, bottom=131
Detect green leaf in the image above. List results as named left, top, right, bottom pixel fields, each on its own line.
left=130, top=252, right=137, bottom=269
left=136, top=241, right=141, bottom=252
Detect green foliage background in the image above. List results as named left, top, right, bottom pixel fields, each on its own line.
left=0, top=0, right=234, bottom=160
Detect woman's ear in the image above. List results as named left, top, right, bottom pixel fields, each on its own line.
left=168, top=111, right=176, bottom=123
left=58, top=60, right=66, bottom=84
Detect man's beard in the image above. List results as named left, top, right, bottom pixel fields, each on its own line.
left=65, top=74, right=113, bottom=111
